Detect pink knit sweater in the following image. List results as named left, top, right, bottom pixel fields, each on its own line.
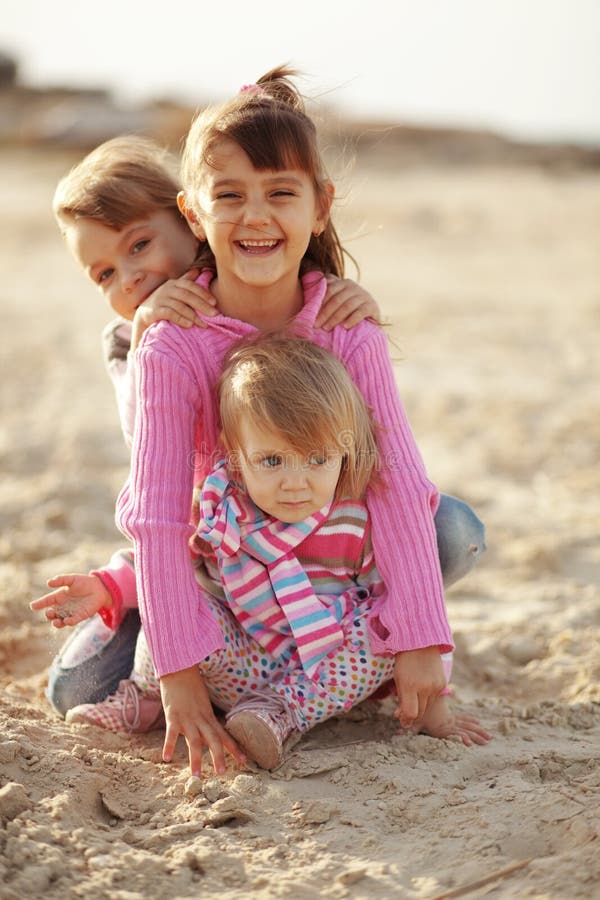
left=116, top=270, right=453, bottom=677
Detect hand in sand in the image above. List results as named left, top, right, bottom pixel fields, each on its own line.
left=160, top=665, right=247, bottom=777
left=131, top=268, right=218, bottom=350
left=393, top=646, right=447, bottom=730
left=30, top=573, right=111, bottom=627
left=409, top=694, right=492, bottom=747
left=315, top=275, right=381, bottom=331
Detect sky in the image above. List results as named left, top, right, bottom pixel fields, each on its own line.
left=3, top=0, right=600, bottom=144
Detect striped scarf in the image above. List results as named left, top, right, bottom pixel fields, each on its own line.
left=194, top=460, right=346, bottom=680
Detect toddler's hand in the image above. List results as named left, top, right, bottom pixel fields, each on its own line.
left=131, top=269, right=217, bottom=349
left=315, top=275, right=381, bottom=331
left=393, top=647, right=447, bottom=730
left=406, top=695, right=492, bottom=747
left=160, top=666, right=247, bottom=777
left=30, top=573, right=111, bottom=628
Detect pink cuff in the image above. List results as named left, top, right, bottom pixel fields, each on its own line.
left=90, top=569, right=124, bottom=630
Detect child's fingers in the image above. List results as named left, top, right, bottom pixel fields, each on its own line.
left=186, top=725, right=211, bottom=778
left=455, top=716, right=492, bottom=744
left=47, top=574, right=76, bottom=588
left=30, top=586, right=70, bottom=610
left=162, top=723, right=180, bottom=766
left=218, top=724, right=247, bottom=768
left=396, top=689, right=420, bottom=729
left=315, top=293, right=350, bottom=329
left=178, top=279, right=217, bottom=307
left=162, top=288, right=217, bottom=322
left=328, top=301, right=366, bottom=331
left=181, top=267, right=201, bottom=282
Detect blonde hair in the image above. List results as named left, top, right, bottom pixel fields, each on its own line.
left=181, top=65, right=350, bottom=278
left=53, top=135, right=183, bottom=230
left=218, top=336, right=379, bottom=500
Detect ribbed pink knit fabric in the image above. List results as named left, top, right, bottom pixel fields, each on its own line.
left=116, top=270, right=453, bottom=677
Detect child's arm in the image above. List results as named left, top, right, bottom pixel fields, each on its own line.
left=130, top=268, right=218, bottom=351
left=314, top=276, right=381, bottom=331
left=30, top=573, right=111, bottom=628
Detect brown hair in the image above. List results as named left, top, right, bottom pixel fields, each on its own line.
left=53, top=135, right=183, bottom=230
left=218, top=335, right=379, bottom=500
left=181, top=65, right=348, bottom=278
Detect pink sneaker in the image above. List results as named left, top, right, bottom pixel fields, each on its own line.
left=65, top=680, right=165, bottom=734
left=225, top=689, right=300, bottom=770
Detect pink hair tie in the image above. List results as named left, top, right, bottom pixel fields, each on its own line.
left=239, top=83, right=267, bottom=96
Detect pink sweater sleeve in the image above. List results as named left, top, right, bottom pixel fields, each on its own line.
left=116, top=337, right=225, bottom=677
left=91, top=549, right=138, bottom=630
left=344, top=327, right=453, bottom=655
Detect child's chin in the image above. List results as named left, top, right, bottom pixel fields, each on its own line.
left=272, top=503, right=313, bottom=523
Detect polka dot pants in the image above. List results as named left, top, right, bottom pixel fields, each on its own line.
left=131, top=593, right=453, bottom=733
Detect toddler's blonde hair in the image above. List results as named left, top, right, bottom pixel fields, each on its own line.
left=218, top=335, right=379, bottom=500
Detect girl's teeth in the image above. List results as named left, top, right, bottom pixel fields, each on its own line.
left=239, top=240, right=278, bottom=248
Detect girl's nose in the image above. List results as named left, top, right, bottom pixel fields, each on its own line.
left=121, top=266, right=144, bottom=294
left=281, top=468, right=308, bottom=491
left=243, top=198, right=270, bottom=228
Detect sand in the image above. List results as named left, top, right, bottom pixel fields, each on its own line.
left=0, top=145, right=598, bottom=899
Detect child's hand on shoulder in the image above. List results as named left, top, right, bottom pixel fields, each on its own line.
left=315, top=275, right=381, bottom=331
left=30, top=573, right=112, bottom=627
left=131, top=268, right=218, bottom=349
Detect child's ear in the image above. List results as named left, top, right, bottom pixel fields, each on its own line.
left=177, top=191, right=206, bottom=241
left=313, top=179, right=334, bottom=235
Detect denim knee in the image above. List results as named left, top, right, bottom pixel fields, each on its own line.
left=46, top=610, right=140, bottom=716
left=435, top=494, right=486, bottom=589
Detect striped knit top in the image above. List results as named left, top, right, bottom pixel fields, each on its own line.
left=192, top=478, right=384, bottom=678
left=116, top=270, right=453, bottom=677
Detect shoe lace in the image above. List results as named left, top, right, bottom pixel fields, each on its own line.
left=105, top=680, right=141, bottom=732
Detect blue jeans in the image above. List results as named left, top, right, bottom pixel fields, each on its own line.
left=46, top=494, right=485, bottom=716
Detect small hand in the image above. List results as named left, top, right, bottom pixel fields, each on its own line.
left=393, top=647, right=447, bottom=730
left=30, top=573, right=111, bottom=628
left=131, top=269, right=218, bottom=349
left=160, top=666, right=247, bottom=777
left=315, top=275, right=381, bottom=331
left=408, top=695, right=492, bottom=747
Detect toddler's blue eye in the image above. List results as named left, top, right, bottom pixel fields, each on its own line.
left=132, top=239, right=150, bottom=253
left=262, top=455, right=282, bottom=468
left=98, top=268, right=114, bottom=284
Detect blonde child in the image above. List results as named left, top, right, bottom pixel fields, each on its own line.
left=108, top=65, right=486, bottom=777
left=35, top=336, right=490, bottom=769
left=32, top=133, right=382, bottom=722
left=195, top=337, right=489, bottom=768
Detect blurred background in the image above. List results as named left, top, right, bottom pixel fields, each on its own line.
left=2, top=0, right=600, bottom=151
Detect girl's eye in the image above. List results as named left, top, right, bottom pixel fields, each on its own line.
left=261, top=455, right=282, bottom=469
left=97, top=268, right=114, bottom=284
left=272, top=190, right=295, bottom=198
left=216, top=192, right=241, bottom=200
left=132, top=239, right=150, bottom=254
left=309, top=455, right=327, bottom=466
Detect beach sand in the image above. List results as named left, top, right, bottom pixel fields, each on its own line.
left=0, top=145, right=598, bottom=898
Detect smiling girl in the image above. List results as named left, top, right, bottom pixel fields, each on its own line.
left=110, top=66, right=487, bottom=776
left=32, top=133, right=381, bottom=721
